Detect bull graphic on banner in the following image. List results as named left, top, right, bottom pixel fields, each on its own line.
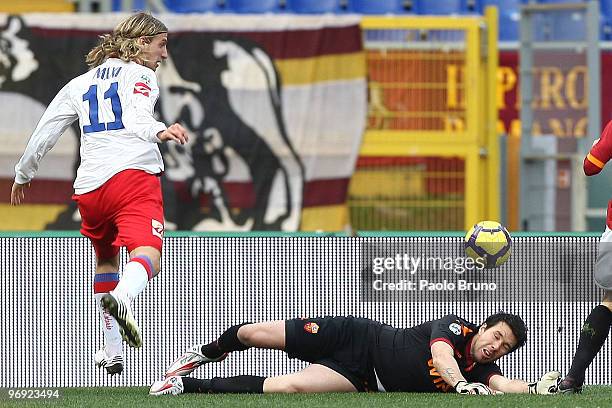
left=0, top=16, right=38, bottom=87
left=0, top=16, right=304, bottom=231
left=157, top=36, right=304, bottom=231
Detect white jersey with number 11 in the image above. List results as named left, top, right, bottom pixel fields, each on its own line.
left=14, top=58, right=167, bottom=194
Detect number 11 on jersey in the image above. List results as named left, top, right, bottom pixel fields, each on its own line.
left=82, top=82, right=125, bottom=133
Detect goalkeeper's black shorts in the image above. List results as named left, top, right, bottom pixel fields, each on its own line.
left=285, top=316, right=380, bottom=392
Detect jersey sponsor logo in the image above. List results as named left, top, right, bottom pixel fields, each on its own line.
left=152, top=219, right=164, bottom=239
left=449, top=322, right=462, bottom=336
left=303, top=322, right=319, bottom=334
left=133, top=81, right=151, bottom=97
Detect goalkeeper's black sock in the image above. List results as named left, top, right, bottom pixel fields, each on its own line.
left=182, top=377, right=213, bottom=393
left=567, top=305, right=612, bottom=384
left=182, top=376, right=266, bottom=394
left=219, top=323, right=252, bottom=352
left=201, top=341, right=225, bottom=359
left=202, top=323, right=252, bottom=358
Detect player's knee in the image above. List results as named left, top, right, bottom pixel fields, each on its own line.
left=237, top=324, right=258, bottom=346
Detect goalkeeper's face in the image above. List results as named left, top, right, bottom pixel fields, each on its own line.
left=471, top=322, right=518, bottom=364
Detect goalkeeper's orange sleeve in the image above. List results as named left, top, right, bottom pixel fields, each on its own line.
left=584, top=120, right=612, bottom=176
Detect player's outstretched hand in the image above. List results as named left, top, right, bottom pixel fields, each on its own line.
left=10, top=181, right=30, bottom=206
left=528, top=371, right=561, bottom=394
left=455, top=381, right=498, bottom=395
left=157, top=123, right=188, bottom=145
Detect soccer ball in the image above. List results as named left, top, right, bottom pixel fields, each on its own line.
left=464, top=220, right=512, bottom=268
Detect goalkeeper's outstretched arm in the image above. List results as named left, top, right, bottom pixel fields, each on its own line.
left=489, top=371, right=561, bottom=394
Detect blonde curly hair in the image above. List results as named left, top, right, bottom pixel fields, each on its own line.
left=86, top=12, right=168, bottom=68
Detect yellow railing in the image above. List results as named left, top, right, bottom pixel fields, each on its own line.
left=0, top=0, right=74, bottom=12
left=349, top=7, right=499, bottom=231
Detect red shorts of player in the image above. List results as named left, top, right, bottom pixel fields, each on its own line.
left=72, top=169, right=164, bottom=260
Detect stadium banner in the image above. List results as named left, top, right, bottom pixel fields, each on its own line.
left=0, top=13, right=367, bottom=232
left=426, top=49, right=602, bottom=142
left=1, top=233, right=609, bottom=388
left=498, top=50, right=594, bottom=140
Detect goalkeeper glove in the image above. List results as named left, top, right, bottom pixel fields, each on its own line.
left=455, top=381, right=494, bottom=395
left=528, top=371, right=562, bottom=395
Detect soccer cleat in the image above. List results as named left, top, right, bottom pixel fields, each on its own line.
left=94, top=349, right=124, bottom=375
left=100, top=291, right=142, bottom=348
left=165, top=344, right=228, bottom=377
left=150, top=376, right=184, bottom=396
left=558, top=376, right=583, bottom=394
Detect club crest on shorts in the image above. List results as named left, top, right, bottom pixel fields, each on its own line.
left=449, top=322, right=462, bottom=336
left=303, top=322, right=319, bottom=334
left=152, top=219, right=164, bottom=239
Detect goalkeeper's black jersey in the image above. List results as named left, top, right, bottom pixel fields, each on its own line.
left=371, top=314, right=502, bottom=392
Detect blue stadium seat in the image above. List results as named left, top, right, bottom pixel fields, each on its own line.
left=533, top=0, right=611, bottom=41
left=603, top=17, right=612, bottom=40
left=286, top=0, right=340, bottom=14
left=164, top=0, right=218, bottom=13
left=602, top=0, right=612, bottom=19
left=346, top=0, right=407, bottom=14
left=479, top=0, right=522, bottom=13
left=526, top=1, right=587, bottom=41
left=550, top=10, right=586, bottom=41
left=498, top=11, right=520, bottom=41
left=225, top=0, right=279, bottom=13
left=536, top=0, right=584, bottom=3
left=414, top=0, right=477, bottom=15
left=480, top=0, right=522, bottom=41
left=602, top=0, right=612, bottom=40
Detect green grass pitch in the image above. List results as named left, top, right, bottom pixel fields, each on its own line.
left=2, top=386, right=612, bottom=408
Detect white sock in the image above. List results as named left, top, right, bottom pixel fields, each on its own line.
left=114, top=260, right=150, bottom=302
left=94, top=292, right=123, bottom=356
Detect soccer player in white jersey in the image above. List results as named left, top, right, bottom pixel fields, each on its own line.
left=10, top=12, right=188, bottom=375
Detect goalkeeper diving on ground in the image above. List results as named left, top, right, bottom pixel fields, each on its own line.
left=150, top=313, right=561, bottom=396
